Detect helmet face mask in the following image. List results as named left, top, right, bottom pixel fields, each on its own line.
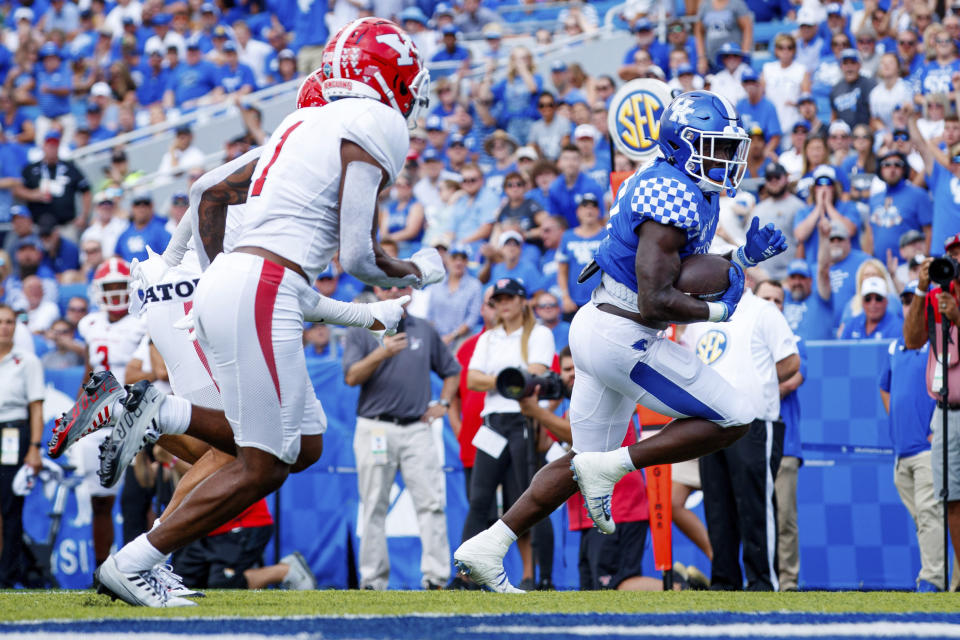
left=657, top=90, right=750, bottom=196
left=319, top=18, right=431, bottom=129
left=90, top=257, right=131, bottom=314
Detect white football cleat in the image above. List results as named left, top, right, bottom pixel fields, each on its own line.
left=154, top=564, right=205, bottom=598
left=280, top=551, right=318, bottom=590
left=571, top=451, right=628, bottom=535
left=95, top=556, right=196, bottom=608
left=453, top=532, right=524, bottom=594
left=99, top=381, right=163, bottom=488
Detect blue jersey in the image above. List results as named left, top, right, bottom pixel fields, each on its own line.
left=115, top=218, right=172, bottom=263
left=735, top=97, right=783, bottom=140
left=839, top=309, right=902, bottom=340
left=781, top=337, right=806, bottom=460
left=784, top=291, right=834, bottom=341
left=879, top=338, right=935, bottom=459
left=595, top=158, right=718, bottom=294
left=867, top=179, right=932, bottom=262
left=557, top=227, right=607, bottom=306
left=928, top=162, right=960, bottom=256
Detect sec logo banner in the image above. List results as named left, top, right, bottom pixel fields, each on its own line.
left=695, top=330, right=728, bottom=365
left=607, top=78, right=672, bottom=161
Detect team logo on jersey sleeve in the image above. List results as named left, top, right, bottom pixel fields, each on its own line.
left=695, top=330, right=727, bottom=365
left=608, top=79, right=672, bottom=161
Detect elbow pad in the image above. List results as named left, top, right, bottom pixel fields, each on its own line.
left=339, top=161, right=420, bottom=289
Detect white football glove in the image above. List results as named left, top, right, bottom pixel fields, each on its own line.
left=127, top=245, right=170, bottom=317
left=410, top=247, right=445, bottom=289
left=368, top=294, right=410, bottom=336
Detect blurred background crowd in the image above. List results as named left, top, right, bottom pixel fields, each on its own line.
left=0, top=0, right=957, bottom=593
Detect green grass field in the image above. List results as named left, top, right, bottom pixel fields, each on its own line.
left=0, top=590, right=957, bottom=622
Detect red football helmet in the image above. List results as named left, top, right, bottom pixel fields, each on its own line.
left=90, top=257, right=132, bottom=314
left=319, top=17, right=430, bottom=128
left=297, top=69, right=326, bottom=109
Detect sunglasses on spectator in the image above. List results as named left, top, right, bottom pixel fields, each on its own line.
left=881, top=161, right=905, bottom=168
left=462, top=176, right=481, bottom=183
left=857, top=37, right=875, bottom=43
left=535, top=303, right=559, bottom=309
left=893, top=132, right=910, bottom=141
left=775, top=44, right=795, bottom=50
left=863, top=294, right=885, bottom=303
left=898, top=39, right=917, bottom=45
left=829, top=133, right=849, bottom=138
left=669, top=24, right=685, bottom=32
left=505, top=181, right=525, bottom=188
left=538, top=101, right=555, bottom=108
left=833, top=41, right=850, bottom=47
left=854, top=134, right=871, bottom=140
left=937, top=38, right=954, bottom=44
left=67, top=306, right=88, bottom=312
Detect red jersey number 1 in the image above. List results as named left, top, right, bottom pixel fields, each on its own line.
left=250, top=120, right=304, bottom=197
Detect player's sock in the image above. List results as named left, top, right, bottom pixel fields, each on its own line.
left=489, top=519, right=518, bottom=549
left=114, top=533, right=167, bottom=573
left=158, top=395, right=191, bottom=436
left=619, top=447, right=637, bottom=472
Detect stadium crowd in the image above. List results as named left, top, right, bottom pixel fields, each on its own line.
left=0, top=0, right=958, bottom=593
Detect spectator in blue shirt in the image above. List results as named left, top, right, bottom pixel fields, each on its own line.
left=36, top=43, right=73, bottom=142
left=921, top=34, right=960, bottom=95
left=556, top=192, right=606, bottom=316
left=548, top=145, right=604, bottom=228
left=878, top=294, right=942, bottom=592
left=0, top=144, right=24, bottom=232
left=481, top=230, right=543, bottom=293
left=783, top=259, right=834, bottom=341
left=291, top=0, right=328, bottom=73
left=838, top=277, right=902, bottom=339
left=430, top=25, right=471, bottom=79
left=486, top=46, right=542, bottom=145
left=218, top=41, right=257, bottom=96
left=82, top=104, right=113, bottom=143
left=622, top=19, right=669, bottom=73
left=44, top=0, right=80, bottom=36
left=426, top=244, right=483, bottom=345
left=450, top=163, right=499, bottom=250
left=794, top=166, right=860, bottom=264
left=868, top=150, right=932, bottom=262
left=135, top=42, right=170, bottom=107
left=38, top=222, right=79, bottom=276
left=533, top=290, right=569, bottom=350
left=735, top=70, right=783, bottom=146
left=548, top=60, right=587, bottom=106
left=537, top=214, right=565, bottom=297
left=163, top=38, right=222, bottom=110
left=818, top=220, right=871, bottom=330
left=114, top=194, right=172, bottom=263
left=907, top=107, right=960, bottom=255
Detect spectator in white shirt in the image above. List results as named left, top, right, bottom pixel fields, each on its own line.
left=157, top=124, right=205, bottom=185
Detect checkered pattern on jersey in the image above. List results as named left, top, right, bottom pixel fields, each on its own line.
left=631, top=177, right=700, bottom=234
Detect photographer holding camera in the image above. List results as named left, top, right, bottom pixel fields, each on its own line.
left=463, top=278, right=556, bottom=590
left=904, top=232, right=960, bottom=591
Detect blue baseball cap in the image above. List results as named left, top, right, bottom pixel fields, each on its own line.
left=152, top=13, right=171, bottom=25
left=676, top=63, right=695, bottom=76
left=715, top=42, right=749, bottom=66
left=421, top=148, right=441, bottom=162
left=449, top=244, right=470, bottom=257
left=787, top=259, right=811, bottom=278
left=212, top=25, right=229, bottom=38
left=633, top=18, right=653, bottom=31
left=15, top=237, right=43, bottom=252
left=317, top=264, right=337, bottom=280
left=222, top=41, right=237, bottom=52
left=171, top=192, right=188, bottom=205
left=10, top=204, right=30, bottom=218
left=39, top=43, right=61, bottom=59
left=447, top=133, right=466, bottom=147
left=440, top=24, right=457, bottom=36
left=187, top=36, right=203, bottom=50
left=741, top=68, right=760, bottom=83
left=425, top=114, right=444, bottom=131
left=434, top=2, right=454, bottom=16
left=797, top=93, right=815, bottom=105
left=551, top=60, right=568, bottom=72
left=399, top=6, right=428, bottom=24
left=840, top=48, right=861, bottom=62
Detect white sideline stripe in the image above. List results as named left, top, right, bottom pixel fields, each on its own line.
left=464, top=623, right=960, bottom=637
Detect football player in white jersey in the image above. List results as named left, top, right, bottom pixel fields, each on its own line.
left=71, top=257, right=146, bottom=571
left=68, top=19, right=444, bottom=607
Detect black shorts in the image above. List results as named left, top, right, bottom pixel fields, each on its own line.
left=578, top=520, right=649, bottom=590
left=172, top=525, right=273, bottom=589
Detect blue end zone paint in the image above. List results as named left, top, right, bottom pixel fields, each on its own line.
left=3, top=612, right=960, bottom=639
left=629, top=361, right=723, bottom=421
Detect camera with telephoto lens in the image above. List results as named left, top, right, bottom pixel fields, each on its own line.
left=495, top=367, right=564, bottom=400
left=930, top=256, right=960, bottom=288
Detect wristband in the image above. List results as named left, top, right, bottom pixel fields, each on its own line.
left=731, top=246, right=754, bottom=271
left=30, top=441, right=43, bottom=448
left=706, top=302, right=728, bottom=322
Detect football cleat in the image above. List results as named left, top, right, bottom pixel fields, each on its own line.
left=280, top=552, right=318, bottom=591
left=570, top=451, right=629, bottom=535
left=453, top=532, right=524, bottom=594
left=98, top=381, right=163, bottom=488
left=48, top=371, right=125, bottom=459
left=153, top=564, right=205, bottom=598
left=95, top=556, right=196, bottom=608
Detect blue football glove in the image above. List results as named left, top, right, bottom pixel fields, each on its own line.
left=708, top=263, right=745, bottom=322
left=733, top=216, right=788, bottom=269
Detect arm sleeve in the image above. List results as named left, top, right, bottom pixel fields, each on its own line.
left=527, top=324, right=556, bottom=367
left=24, top=354, right=45, bottom=403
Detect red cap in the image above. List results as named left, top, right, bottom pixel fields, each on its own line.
left=946, top=232, right=960, bottom=251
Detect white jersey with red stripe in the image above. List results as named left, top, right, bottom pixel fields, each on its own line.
left=235, top=98, right=408, bottom=282
left=140, top=250, right=222, bottom=410
left=78, top=311, right=147, bottom=386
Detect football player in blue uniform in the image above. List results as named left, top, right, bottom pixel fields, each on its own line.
left=454, top=90, right=788, bottom=592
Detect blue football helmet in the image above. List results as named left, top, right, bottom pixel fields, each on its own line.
left=656, top=90, right=750, bottom=197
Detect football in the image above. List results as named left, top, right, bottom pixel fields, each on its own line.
left=675, top=253, right=732, bottom=301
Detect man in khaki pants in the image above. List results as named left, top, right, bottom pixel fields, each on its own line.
left=880, top=283, right=943, bottom=591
